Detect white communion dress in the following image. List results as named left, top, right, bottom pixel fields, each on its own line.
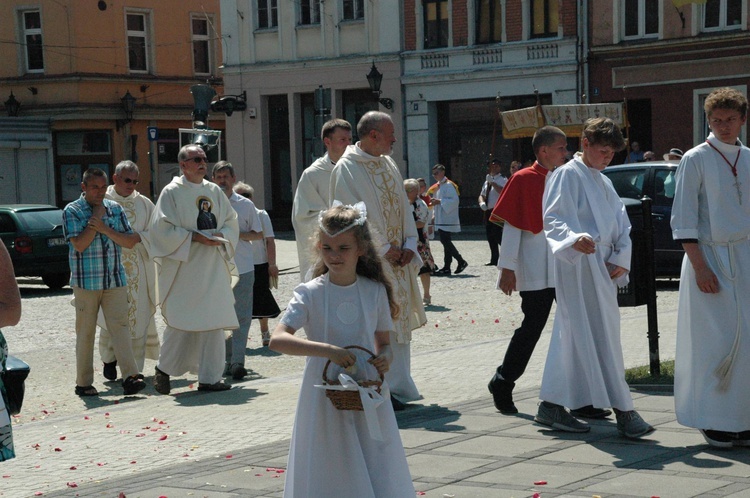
left=279, top=275, right=414, bottom=498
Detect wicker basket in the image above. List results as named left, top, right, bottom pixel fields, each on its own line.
left=322, top=345, right=383, bottom=411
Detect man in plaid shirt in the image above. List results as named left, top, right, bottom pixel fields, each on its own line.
left=63, top=167, right=145, bottom=397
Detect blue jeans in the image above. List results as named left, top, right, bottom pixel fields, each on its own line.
left=226, top=271, right=255, bottom=365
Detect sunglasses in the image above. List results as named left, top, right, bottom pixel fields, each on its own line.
left=185, top=157, right=207, bottom=164
left=238, top=192, right=251, bottom=199
left=123, top=178, right=139, bottom=185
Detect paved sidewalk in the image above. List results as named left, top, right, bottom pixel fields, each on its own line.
left=42, top=386, right=750, bottom=498
left=9, top=231, right=743, bottom=498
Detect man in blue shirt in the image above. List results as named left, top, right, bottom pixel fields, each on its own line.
left=63, top=168, right=145, bottom=397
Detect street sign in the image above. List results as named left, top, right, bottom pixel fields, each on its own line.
left=147, top=127, right=159, bottom=141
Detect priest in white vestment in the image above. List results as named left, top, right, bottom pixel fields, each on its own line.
left=148, top=145, right=239, bottom=394
left=671, top=87, right=750, bottom=448
left=330, top=111, right=426, bottom=407
left=538, top=118, right=653, bottom=438
left=98, top=161, right=159, bottom=374
left=292, top=119, right=352, bottom=281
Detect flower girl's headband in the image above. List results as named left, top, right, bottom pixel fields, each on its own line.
left=318, top=200, right=368, bottom=237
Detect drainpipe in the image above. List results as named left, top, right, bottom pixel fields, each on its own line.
left=581, top=0, right=589, bottom=103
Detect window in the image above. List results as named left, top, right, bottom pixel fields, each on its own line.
left=476, top=0, right=502, bottom=44
left=126, top=12, right=150, bottom=72
left=530, top=0, right=558, bottom=38
left=606, top=168, right=647, bottom=199
left=192, top=16, right=211, bottom=75
left=21, top=10, right=44, bottom=72
left=703, top=0, right=742, bottom=31
left=343, top=0, right=364, bottom=20
left=424, top=0, right=449, bottom=49
left=623, top=0, right=658, bottom=39
left=299, top=0, right=320, bottom=25
left=258, top=0, right=278, bottom=28
left=654, top=169, right=675, bottom=206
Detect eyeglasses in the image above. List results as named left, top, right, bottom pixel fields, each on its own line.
left=123, top=178, right=139, bottom=185
left=185, top=156, right=207, bottom=164
left=238, top=192, right=251, bottom=199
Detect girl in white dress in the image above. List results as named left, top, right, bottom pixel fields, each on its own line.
left=270, top=203, right=414, bottom=498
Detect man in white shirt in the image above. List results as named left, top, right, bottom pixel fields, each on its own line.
left=212, top=161, right=263, bottom=380
left=431, top=164, right=467, bottom=275
left=478, top=158, right=507, bottom=266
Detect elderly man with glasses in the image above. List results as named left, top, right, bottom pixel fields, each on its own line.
left=98, top=160, right=160, bottom=381
left=147, top=145, right=240, bottom=394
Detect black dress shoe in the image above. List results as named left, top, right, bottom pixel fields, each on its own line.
left=455, top=261, right=469, bottom=274
left=488, top=376, right=517, bottom=414
left=433, top=267, right=451, bottom=276
left=484, top=262, right=497, bottom=266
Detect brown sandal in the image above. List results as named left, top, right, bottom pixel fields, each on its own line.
left=75, top=385, right=99, bottom=397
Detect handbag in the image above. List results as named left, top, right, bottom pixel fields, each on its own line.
left=2, top=355, right=30, bottom=416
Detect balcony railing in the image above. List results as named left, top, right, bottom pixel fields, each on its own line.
left=473, top=48, right=502, bottom=65
left=420, top=53, right=449, bottom=69
left=403, top=38, right=575, bottom=78
left=527, top=43, right=559, bottom=60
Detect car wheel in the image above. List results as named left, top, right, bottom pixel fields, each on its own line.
left=42, top=271, right=70, bottom=290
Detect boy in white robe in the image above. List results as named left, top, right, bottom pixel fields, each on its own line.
left=671, top=87, right=750, bottom=448
left=537, top=118, right=654, bottom=439
left=148, top=145, right=239, bottom=394
left=330, top=111, right=427, bottom=410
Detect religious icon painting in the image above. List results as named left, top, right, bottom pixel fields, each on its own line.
left=196, top=196, right=218, bottom=230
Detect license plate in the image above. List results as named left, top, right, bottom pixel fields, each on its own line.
left=47, top=237, right=66, bottom=247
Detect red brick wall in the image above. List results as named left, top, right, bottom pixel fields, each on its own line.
left=560, top=0, right=578, bottom=37
left=506, top=1, right=523, bottom=41
left=404, top=0, right=417, bottom=50
left=453, top=0, right=468, bottom=46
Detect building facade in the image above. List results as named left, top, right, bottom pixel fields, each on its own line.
left=219, top=0, right=403, bottom=222
left=0, top=0, right=224, bottom=205
left=588, top=0, right=749, bottom=160
left=402, top=0, right=582, bottom=220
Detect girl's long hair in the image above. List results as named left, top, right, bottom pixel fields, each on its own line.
left=311, top=205, right=400, bottom=319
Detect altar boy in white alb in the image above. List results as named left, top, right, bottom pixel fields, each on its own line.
left=537, top=117, right=653, bottom=439
left=671, top=87, right=750, bottom=448
left=149, top=145, right=239, bottom=394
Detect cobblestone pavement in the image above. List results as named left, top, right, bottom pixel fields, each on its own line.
left=1, top=229, right=681, bottom=496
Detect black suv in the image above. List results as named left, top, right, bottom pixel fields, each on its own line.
left=0, top=205, right=70, bottom=289
left=602, top=161, right=683, bottom=277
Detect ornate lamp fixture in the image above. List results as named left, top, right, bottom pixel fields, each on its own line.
left=365, top=63, right=394, bottom=111
left=4, top=91, right=20, bottom=117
